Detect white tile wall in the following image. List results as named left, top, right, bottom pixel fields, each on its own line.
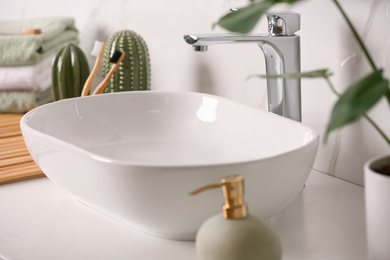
left=1, top=0, right=389, bottom=186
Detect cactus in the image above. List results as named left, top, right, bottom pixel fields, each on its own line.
left=102, top=30, right=151, bottom=92
left=51, top=44, right=90, bottom=101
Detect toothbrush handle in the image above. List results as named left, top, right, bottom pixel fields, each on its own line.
left=81, top=43, right=106, bottom=96
left=81, top=59, right=100, bottom=96
left=92, top=69, right=113, bottom=95
left=92, top=51, right=125, bottom=95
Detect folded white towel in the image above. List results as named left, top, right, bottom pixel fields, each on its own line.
left=0, top=53, right=53, bottom=91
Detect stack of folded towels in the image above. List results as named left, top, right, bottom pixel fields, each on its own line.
left=0, top=17, right=79, bottom=113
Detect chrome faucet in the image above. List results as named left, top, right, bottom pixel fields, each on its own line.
left=184, top=11, right=301, bottom=121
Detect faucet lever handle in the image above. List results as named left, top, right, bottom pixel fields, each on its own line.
left=267, top=11, right=300, bottom=36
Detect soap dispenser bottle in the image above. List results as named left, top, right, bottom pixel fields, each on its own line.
left=190, top=175, right=282, bottom=260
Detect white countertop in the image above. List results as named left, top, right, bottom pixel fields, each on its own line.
left=0, top=170, right=366, bottom=260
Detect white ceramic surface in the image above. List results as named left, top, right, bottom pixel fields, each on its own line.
left=20, top=91, right=319, bottom=240
left=0, top=171, right=368, bottom=260
left=364, top=155, right=390, bottom=260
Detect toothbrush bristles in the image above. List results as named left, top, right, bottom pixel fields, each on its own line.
left=91, top=41, right=104, bottom=56
left=110, top=50, right=123, bottom=63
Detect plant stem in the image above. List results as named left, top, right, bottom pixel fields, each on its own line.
left=324, top=75, right=340, bottom=97
left=363, top=114, right=390, bottom=146
left=332, top=0, right=378, bottom=71
left=324, top=76, right=390, bottom=145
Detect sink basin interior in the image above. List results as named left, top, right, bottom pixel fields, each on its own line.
left=26, top=91, right=314, bottom=166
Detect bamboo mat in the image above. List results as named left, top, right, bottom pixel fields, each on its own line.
left=0, top=113, right=45, bottom=185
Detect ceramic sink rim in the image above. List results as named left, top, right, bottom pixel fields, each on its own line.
left=20, top=91, right=319, bottom=168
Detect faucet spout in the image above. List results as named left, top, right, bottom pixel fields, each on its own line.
left=183, top=11, right=302, bottom=122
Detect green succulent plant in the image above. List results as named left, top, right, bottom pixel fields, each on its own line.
left=102, top=30, right=151, bottom=93
left=51, top=43, right=90, bottom=101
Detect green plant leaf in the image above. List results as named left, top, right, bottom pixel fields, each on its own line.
left=214, top=2, right=273, bottom=34
left=386, top=87, right=390, bottom=105
left=325, top=70, right=389, bottom=139
left=247, top=69, right=332, bottom=80
left=214, top=0, right=303, bottom=33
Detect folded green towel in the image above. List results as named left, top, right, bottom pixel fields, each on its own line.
left=0, top=88, right=52, bottom=113
left=0, top=17, right=79, bottom=66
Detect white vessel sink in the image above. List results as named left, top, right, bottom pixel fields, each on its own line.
left=20, top=91, right=318, bottom=240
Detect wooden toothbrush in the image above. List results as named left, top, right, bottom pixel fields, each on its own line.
left=0, top=27, right=41, bottom=35
left=92, top=50, right=125, bottom=95
left=81, top=41, right=106, bottom=96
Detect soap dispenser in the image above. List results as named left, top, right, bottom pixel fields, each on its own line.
left=190, top=175, right=282, bottom=260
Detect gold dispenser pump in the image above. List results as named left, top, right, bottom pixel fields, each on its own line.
left=190, top=175, right=247, bottom=219
left=191, top=175, right=282, bottom=260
